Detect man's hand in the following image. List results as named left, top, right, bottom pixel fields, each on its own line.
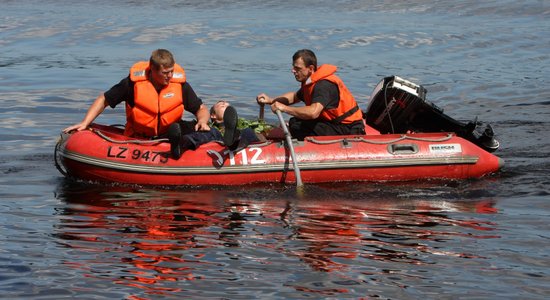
left=194, top=104, right=211, bottom=131
left=256, top=93, right=273, bottom=105
left=271, top=101, right=286, bottom=113
left=195, top=120, right=211, bottom=132
left=63, top=122, right=89, bottom=133
left=62, top=93, right=108, bottom=133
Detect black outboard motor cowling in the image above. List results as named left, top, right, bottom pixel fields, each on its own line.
left=365, top=76, right=499, bottom=152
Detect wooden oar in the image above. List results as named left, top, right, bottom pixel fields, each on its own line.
left=258, top=103, right=265, bottom=121
left=275, top=110, right=303, bottom=188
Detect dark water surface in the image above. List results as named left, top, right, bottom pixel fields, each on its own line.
left=1, top=1, right=549, bottom=299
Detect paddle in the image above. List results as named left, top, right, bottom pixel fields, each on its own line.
left=259, top=103, right=265, bottom=121
left=275, top=110, right=303, bottom=188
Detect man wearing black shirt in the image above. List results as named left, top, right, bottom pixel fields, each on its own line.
left=256, top=49, right=365, bottom=140
left=63, top=49, right=221, bottom=159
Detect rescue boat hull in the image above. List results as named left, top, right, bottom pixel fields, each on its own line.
left=55, top=124, right=503, bottom=186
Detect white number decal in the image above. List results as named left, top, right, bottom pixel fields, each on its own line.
left=224, top=147, right=264, bottom=166
left=228, top=151, right=236, bottom=165
left=249, top=148, right=265, bottom=164
left=208, top=147, right=265, bottom=167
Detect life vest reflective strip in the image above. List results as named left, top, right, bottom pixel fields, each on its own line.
left=302, top=64, right=363, bottom=124
left=124, top=61, right=186, bottom=137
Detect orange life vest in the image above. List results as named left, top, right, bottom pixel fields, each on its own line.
left=301, top=64, right=363, bottom=124
left=124, top=61, right=186, bottom=137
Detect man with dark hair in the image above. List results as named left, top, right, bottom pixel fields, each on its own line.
left=63, top=49, right=220, bottom=159
left=256, top=49, right=365, bottom=140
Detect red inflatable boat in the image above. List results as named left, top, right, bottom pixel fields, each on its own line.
left=55, top=123, right=502, bottom=186
left=55, top=76, right=503, bottom=186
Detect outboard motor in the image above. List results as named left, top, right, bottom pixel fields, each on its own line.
left=364, top=76, right=499, bottom=152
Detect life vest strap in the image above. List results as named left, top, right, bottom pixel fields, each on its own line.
left=331, top=105, right=359, bottom=124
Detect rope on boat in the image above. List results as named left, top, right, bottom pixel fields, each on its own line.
left=54, top=127, right=169, bottom=178
left=401, top=134, right=454, bottom=142
left=305, top=133, right=453, bottom=145
left=54, top=134, right=68, bottom=177
left=92, top=128, right=274, bottom=148
left=92, top=128, right=169, bottom=145
left=94, top=129, right=453, bottom=147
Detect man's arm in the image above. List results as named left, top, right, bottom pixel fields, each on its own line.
left=264, top=80, right=337, bottom=119
left=194, top=104, right=211, bottom=131
left=63, top=93, right=109, bottom=133
left=182, top=82, right=211, bottom=131
left=256, top=90, right=324, bottom=118
left=256, top=91, right=299, bottom=106
left=272, top=101, right=324, bottom=120
left=63, top=77, right=131, bottom=133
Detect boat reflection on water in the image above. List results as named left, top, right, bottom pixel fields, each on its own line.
left=241, top=191, right=499, bottom=274
left=54, top=183, right=228, bottom=296
left=54, top=181, right=499, bottom=297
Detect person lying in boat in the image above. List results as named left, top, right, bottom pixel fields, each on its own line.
left=209, top=100, right=275, bottom=150
left=256, top=49, right=366, bottom=140
left=62, top=49, right=221, bottom=160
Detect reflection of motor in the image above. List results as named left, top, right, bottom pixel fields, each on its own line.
left=365, top=76, right=499, bottom=152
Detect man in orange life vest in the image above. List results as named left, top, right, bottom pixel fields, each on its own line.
left=256, top=49, right=365, bottom=140
left=63, top=49, right=222, bottom=159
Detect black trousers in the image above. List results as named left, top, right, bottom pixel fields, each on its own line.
left=288, top=118, right=365, bottom=140
left=161, top=120, right=222, bottom=150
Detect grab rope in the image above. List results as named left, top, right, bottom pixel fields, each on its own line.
left=54, top=127, right=169, bottom=178
left=92, top=128, right=276, bottom=148
left=54, top=135, right=68, bottom=177
left=91, top=128, right=169, bottom=145
left=305, top=133, right=453, bottom=145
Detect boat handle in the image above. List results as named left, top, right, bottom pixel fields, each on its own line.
left=388, top=143, right=419, bottom=155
